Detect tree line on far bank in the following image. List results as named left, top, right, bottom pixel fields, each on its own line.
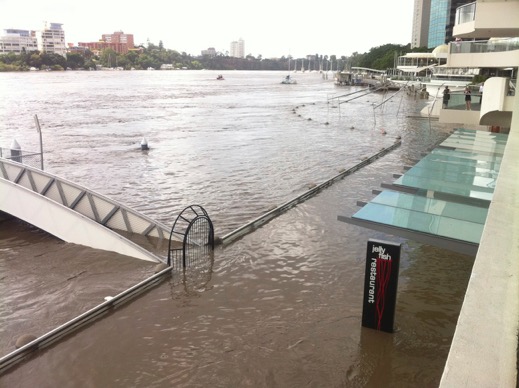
left=0, top=41, right=427, bottom=72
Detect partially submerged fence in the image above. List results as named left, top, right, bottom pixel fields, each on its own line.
left=0, top=135, right=401, bottom=376
left=0, top=147, right=43, bottom=171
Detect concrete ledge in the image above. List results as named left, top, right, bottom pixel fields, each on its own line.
left=440, top=93, right=519, bottom=386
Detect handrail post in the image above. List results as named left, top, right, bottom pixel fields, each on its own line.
left=34, top=114, right=44, bottom=171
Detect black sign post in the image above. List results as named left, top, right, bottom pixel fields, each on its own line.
left=361, top=239, right=401, bottom=333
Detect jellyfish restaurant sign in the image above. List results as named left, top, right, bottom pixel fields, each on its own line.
left=362, top=239, right=401, bottom=333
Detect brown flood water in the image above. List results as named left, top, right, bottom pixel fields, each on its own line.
left=0, top=71, right=474, bottom=387
left=0, top=158, right=473, bottom=388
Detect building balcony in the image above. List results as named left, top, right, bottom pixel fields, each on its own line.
left=446, top=38, right=519, bottom=68
left=439, top=92, right=482, bottom=126
left=453, top=0, right=519, bottom=39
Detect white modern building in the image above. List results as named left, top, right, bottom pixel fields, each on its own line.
left=36, top=22, right=67, bottom=56
left=0, top=29, right=38, bottom=54
left=230, top=38, right=244, bottom=58
left=437, top=0, right=519, bottom=386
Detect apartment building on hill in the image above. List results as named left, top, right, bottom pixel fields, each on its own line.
left=78, top=31, right=135, bottom=55
left=0, top=22, right=67, bottom=56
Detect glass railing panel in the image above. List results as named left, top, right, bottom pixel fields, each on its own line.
left=443, top=92, right=482, bottom=111
left=455, top=2, right=476, bottom=25
left=393, top=174, right=494, bottom=200
left=430, top=148, right=503, bottom=165
left=352, top=202, right=484, bottom=244
left=369, top=191, right=488, bottom=224
left=450, top=38, right=519, bottom=54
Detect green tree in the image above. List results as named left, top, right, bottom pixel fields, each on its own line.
left=66, top=52, right=85, bottom=70
left=41, top=53, right=66, bottom=70
left=100, top=48, right=117, bottom=67
left=84, top=59, right=96, bottom=70
left=137, top=54, right=155, bottom=69
left=124, top=51, right=139, bottom=68
left=28, top=53, right=43, bottom=69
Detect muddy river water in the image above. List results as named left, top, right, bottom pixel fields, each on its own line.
left=0, top=70, right=473, bottom=387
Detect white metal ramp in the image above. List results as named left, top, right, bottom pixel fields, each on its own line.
left=0, top=157, right=176, bottom=263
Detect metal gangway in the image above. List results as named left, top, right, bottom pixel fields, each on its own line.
left=0, top=157, right=178, bottom=263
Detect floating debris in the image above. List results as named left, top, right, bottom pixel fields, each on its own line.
left=153, top=263, right=168, bottom=273
left=15, top=334, right=37, bottom=349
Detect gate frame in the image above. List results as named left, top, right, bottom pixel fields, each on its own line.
left=167, top=205, right=215, bottom=267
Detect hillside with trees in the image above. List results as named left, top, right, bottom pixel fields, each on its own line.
left=0, top=40, right=424, bottom=72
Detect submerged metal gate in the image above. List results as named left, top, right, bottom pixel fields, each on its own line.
left=167, top=205, right=215, bottom=269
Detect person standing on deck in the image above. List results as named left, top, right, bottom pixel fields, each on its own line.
left=464, top=86, right=472, bottom=110
left=442, top=86, right=450, bottom=108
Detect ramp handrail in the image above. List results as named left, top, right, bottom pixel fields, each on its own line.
left=0, top=158, right=180, bottom=261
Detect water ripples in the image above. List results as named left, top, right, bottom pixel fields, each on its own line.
left=0, top=71, right=474, bottom=386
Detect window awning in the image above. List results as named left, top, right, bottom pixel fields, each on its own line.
left=338, top=129, right=508, bottom=256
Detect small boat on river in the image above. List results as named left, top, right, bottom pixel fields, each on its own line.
left=281, top=75, right=297, bottom=84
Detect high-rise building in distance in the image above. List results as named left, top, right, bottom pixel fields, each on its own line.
left=411, top=0, right=431, bottom=48
left=37, top=22, right=67, bottom=56
left=230, top=38, right=244, bottom=58
left=412, top=0, right=474, bottom=49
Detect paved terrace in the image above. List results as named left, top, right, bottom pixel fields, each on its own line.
left=440, top=93, right=519, bottom=385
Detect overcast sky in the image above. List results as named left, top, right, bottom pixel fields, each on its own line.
left=0, top=0, right=414, bottom=58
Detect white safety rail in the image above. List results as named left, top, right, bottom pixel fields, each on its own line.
left=0, top=158, right=178, bottom=263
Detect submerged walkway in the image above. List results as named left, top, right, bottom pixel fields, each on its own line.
left=340, top=128, right=506, bottom=257
left=439, top=95, right=519, bottom=386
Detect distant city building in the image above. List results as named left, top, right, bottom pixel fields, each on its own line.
left=67, top=43, right=90, bottom=55
left=201, top=47, right=217, bottom=57
left=36, top=22, right=67, bottom=56
left=0, top=23, right=67, bottom=56
left=79, top=31, right=135, bottom=54
left=411, top=0, right=431, bottom=48
left=412, top=1, right=475, bottom=49
left=0, top=29, right=38, bottom=54
left=102, top=31, right=134, bottom=49
left=230, top=38, right=244, bottom=58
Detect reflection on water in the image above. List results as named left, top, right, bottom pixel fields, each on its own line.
left=0, top=71, right=474, bottom=387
